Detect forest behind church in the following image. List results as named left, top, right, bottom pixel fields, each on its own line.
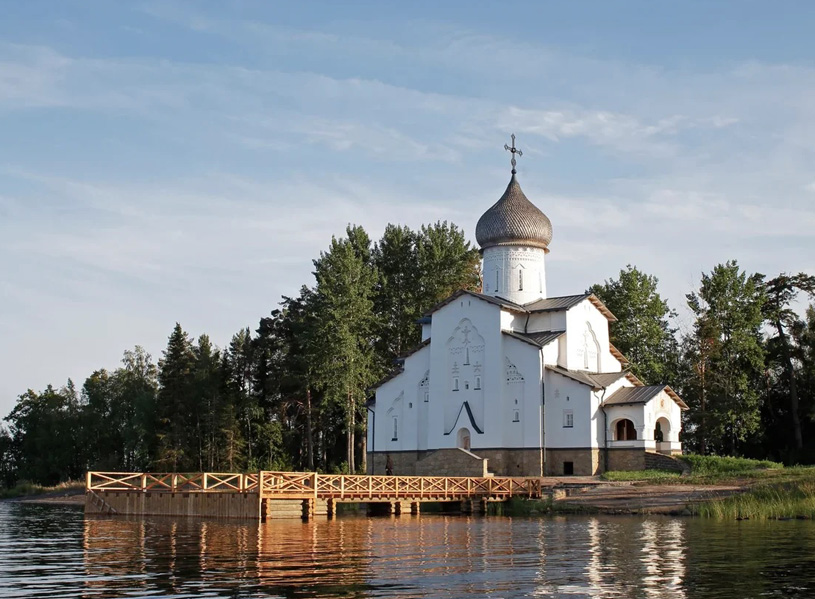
left=2, top=221, right=815, bottom=488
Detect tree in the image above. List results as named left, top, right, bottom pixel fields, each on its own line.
left=761, top=273, right=815, bottom=459
left=155, top=323, right=197, bottom=470
left=589, top=265, right=678, bottom=384
left=4, top=382, right=82, bottom=485
left=312, top=225, right=379, bottom=473
left=681, top=261, right=766, bottom=455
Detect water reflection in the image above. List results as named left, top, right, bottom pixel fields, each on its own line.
left=3, top=502, right=815, bottom=598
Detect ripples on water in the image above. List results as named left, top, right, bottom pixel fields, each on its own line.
left=2, top=502, right=815, bottom=598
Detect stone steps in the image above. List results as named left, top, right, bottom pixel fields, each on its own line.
left=644, top=451, right=690, bottom=475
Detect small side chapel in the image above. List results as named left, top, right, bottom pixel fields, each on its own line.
left=367, top=137, right=687, bottom=477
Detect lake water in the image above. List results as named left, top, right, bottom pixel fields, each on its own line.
left=2, top=502, right=815, bottom=598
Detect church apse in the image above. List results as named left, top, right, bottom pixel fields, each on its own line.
left=445, top=319, right=485, bottom=438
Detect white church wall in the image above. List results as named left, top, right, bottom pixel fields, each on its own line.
left=371, top=345, right=430, bottom=455
left=499, top=336, right=543, bottom=449
left=426, top=296, right=503, bottom=450
left=541, top=339, right=559, bottom=366
left=482, top=245, right=548, bottom=304
left=421, top=322, right=431, bottom=341
left=544, top=370, right=594, bottom=448
left=526, top=311, right=566, bottom=334
left=643, top=390, right=683, bottom=452
left=564, top=301, right=619, bottom=373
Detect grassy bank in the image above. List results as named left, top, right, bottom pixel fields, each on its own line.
left=601, top=455, right=786, bottom=485
left=0, top=480, right=84, bottom=500
left=693, top=476, right=815, bottom=520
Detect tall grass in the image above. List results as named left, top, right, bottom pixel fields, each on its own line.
left=0, top=480, right=84, bottom=500
left=693, top=479, right=815, bottom=520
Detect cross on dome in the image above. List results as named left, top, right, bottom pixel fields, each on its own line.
left=504, top=133, right=523, bottom=174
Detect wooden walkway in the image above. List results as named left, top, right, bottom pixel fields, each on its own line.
left=86, top=471, right=546, bottom=519
left=87, top=471, right=546, bottom=501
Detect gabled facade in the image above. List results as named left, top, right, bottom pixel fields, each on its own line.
left=367, top=155, right=686, bottom=476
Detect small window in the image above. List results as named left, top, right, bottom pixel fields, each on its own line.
left=563, top=410, right=574, bottom=428
left=408, top=402, right=413, bottom=409
left=475, top=377, right=481, bottom=390
left=465, top=381, right=469, bottom=390
left=392, top=417, right=398, bottom=441
left=513, top=410, right=520, bottom=422
left=453, top=378, right=459, bottom=391
left=518, top=269, right=523, bottom=291
left=423, top=391, right=429, bottom=403
left=464, top=347, right=470, bottom=365
left=495, top=269, right=499, bottom=292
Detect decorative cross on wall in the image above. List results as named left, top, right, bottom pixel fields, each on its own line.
left=504, top=133, right=523, bottom=174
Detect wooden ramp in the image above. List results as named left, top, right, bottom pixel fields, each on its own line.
left=86, top=471, right=546, bottom=520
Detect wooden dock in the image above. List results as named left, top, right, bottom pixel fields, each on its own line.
left=85, top=471, right=546, bottom=520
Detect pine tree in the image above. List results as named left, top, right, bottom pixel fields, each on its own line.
left=156, top=323, right=197, bottom=470
left=589, top=265, right=679, bottom=383
left=682, top=261, right=766, bottom=455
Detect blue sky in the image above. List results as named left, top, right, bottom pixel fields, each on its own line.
left=2, top=1, right=815, bottom=416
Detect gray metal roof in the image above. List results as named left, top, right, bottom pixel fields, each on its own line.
left=475, top=174, right=552, bottom=251
left=524, top=294, right=590, bottom=312
left=603, top=385, right=666, bottom=406
left=519, top=330, right=566, bottom=347
left=546, top=366, right=631, bottom=390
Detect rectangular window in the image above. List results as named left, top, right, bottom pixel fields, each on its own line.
left=518, top=268, right=523, bottom=291
left=475, top=377, right=481, bottom=390
left=392, top=417, right=398, bottom=441
left=453, top=378, right=459, bottom=391
left=563, top=410, right=574, bottom=428
left=513, top=410, right=520, bottom=422
left=424, top=391, right=429, bottom=403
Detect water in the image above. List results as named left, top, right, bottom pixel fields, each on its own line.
left=2, top=502, right=815, bottom=598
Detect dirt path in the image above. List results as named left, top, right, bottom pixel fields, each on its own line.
left=555, top=482, right=744, bottom=514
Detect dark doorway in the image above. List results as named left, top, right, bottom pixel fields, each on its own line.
left=563, top=461, right=574, bottom=475
left=615, top=419, right=637, bottom=441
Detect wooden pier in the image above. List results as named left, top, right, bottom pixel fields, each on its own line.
left=85, top=471, right=546, bottom=520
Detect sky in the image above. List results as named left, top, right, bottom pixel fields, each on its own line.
left=2, top=0, right=815, bottom=417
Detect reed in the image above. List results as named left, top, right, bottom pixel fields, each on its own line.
left=693, top=478, right=815, bottom=520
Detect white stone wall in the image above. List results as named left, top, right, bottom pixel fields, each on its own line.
left=544, top=370, right=594, bottom=448
left=564, top=300, right=621, bottom=373
left=482, top=245, right=547, bottom=304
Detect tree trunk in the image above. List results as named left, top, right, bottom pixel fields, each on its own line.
left=306, top=388, right=314, bottom=470
left=775, top=319, right=803, bottom=453
left=360, top=408, right=367, bottom=474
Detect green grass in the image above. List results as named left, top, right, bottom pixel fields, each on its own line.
left=0, top=480, right=84, bottom=500
left=601, top=469, right=681, bottom=482
left=693, top=477, right=815, bottom=520
left=680, top=455, right=783, bottom=475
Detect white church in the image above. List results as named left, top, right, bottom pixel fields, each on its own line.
left=367, top=138, right=687, bottom=477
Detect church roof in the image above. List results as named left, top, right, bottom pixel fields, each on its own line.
left=422, top=289, right=526, bottom=317
left=512, top=330, right=565, bottom=347
left=475, top=174, right=553, bottom=251
left=524, top=293, right=617, bottom=321
left=546, top=366, right=641, bottom=390
left=604, top=385, right=689, bottom=410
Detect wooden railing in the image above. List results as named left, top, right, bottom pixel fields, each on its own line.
left=259, top=472, right=544, bottom=500
left=86, top=472, right=259, bottom=493
left=87, top=471, right=544, bottom=501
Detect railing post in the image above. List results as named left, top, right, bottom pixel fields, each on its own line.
left=172, top=473, right=178, bottom=492
left=313, top=472, right=319, bottom=501
left=203, top=473, right=209, bottom=491
left=86, top=471, right=92, bottom=490
left=141, top=473, right=147, bottom=491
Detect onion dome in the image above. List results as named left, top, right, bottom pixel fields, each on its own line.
left=475, top=174, right=553, bottom=251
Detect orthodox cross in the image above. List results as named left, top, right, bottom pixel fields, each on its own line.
left=461, top=325, right=472, bottom=344
left=504, top=133, right=522, bottom=174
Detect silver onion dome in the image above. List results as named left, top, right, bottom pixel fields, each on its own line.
left=475, top=174, right=553, bottom=251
